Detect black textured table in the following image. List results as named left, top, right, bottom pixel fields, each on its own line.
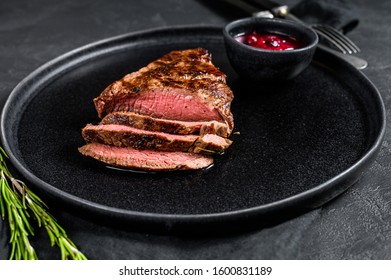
left=1, top=0, right=390, bottom=260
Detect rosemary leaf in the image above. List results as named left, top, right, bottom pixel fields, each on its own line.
left=0, top=147, right=87, bottom=260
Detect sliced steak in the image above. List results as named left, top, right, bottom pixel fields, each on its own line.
left=78, top=143, right=213, bottom=171
left=80, top=48, right=235, bottom=171
left=93, top=48, right=234, bottom=131
left=82, top=124, right=232, bottom=155
left=192, top=134, right=233, bottom=154
left=100, top=112, right=231, bottom=137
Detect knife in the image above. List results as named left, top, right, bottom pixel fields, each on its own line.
left=222, top=0, right=304, bottom=22
left=219, top=0, right=368, bottom=69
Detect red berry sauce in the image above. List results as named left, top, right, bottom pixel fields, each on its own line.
left=235, top=32, right=303, bottom=51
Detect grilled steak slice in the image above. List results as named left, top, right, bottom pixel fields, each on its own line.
left=191, top=134, right=233, bottom=154
left=93, top=48, right=234, bottom=131
left=78, top=143, right=213, bottom=171
left=100, top=112, right=231, bottom=137
left=82, top=124, right=232, bottom=155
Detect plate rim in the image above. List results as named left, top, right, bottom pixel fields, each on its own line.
left=0, top=25, right=386, bottom=233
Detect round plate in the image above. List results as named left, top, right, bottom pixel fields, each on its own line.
left=0, top=26, right=386, bottom=234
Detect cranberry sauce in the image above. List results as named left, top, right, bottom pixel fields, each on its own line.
left=235, top=31, right=303, bottom=51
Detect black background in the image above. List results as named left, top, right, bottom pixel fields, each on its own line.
left=1, top=0, right=391, bottom=259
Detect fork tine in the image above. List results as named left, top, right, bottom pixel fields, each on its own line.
left=312, top=24, right=360, bottom=54
left=320, top=25, right=361, bottom=52
left=317, top=25, right=360, bottom=53
left=312, top=26, right=352, bottom=54
left=313, top=27, right=350, bottom=54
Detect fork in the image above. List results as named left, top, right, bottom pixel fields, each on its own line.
left=268, top=5, right=361, bottom=55
left=311, top=24, right=360, bottom=54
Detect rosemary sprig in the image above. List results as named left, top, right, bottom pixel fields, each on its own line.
left=0, top=147, right=87, bottom=260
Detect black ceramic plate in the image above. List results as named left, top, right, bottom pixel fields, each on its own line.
left=0, top=26, right=385, bottom=234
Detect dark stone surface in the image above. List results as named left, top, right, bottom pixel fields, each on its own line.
left=1, top=0, right=391, bottom=259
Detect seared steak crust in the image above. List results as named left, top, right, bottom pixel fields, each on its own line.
left=93, top=48, right=234, bottom=130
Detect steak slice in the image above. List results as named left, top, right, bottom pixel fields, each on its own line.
left=100, top=112, right=231, bottom=137
left=93, top=48, right=234, bottom=131
left=78, top=143, right=213, bottom=171
left=82, top=124, right=232, bottom=155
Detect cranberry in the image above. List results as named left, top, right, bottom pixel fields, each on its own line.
left=235, top=32, right=303, bottom=51
left=246, top=34, right=258, bottom=46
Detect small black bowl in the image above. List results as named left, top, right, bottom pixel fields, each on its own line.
left=223, top=17, right=318, bottom=83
